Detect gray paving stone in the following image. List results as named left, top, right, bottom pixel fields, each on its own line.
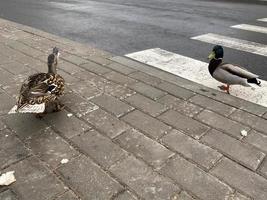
left=70, top=69, right=97, bottom=81
left=59, top=60, right=85, bottom=75
left=110, top=156, right=180, bottom=200
left=244, top=130, right=267, bottom=153
left=2, top=83, right=22, bottom=99
left=0, top=129, right=29, bottom=169
left=3, top=114, right=48, bottom=141
left=115, top=129, right=174, bottom=169
left=229, top=192, right=251, bottom=200
left=189, top=95, right=236, bottom=117
left=5, top=156, right=66, bottom=200
left=196, top=110, right=250, bottom=139
left=229, top=109, right=267, bottom=135
left=71, top=129, right=127, bottom=168
left=0, top=54, right=14, bottom=65
left=211, top=157, right=267, bottom=200
left=159, top=155, right=233, bottom=200
left=0, top=190, right=18, bottom=200
left=177, top=191, right=197, bottom=200
left=58, top=70, right=81, bottom=86
left=158, top=110, right=209, bottom=139
left=7, top=40, right=43, bottom=57
left=157, top=81, right=195, bottom=100
left=0, top=67, right=14, bottom=87
left=84, top=73, right=110, bottom=89
left=106, top=62, right=136, bottom=75
left=263, top=112, right=267, bottom=120
left=259, top=159, right=267, bottom=179
left=61, top=92, right=99, bottom=117
left=0, top=44, right=18, bottom=58
left=44, top=110, right=91, bottom=139
left=0, top=119, right=6, bottom=131
left=104, top=82, right=136, bottom=100
left=114, top=190, right=138, bottom=200
left=54, top=191, right=79, bottom=200
left=0, top=61, right=31, bottom=75
left=129, top=82, right=166, bottom=100
left=86, top=55, right=113, bottom=66
left=208, top=92, right=267, bottom=116
left=162, top=129, right=222, bottom=170
left=80, top=61, right=112, bottom=75
left=91, top=94, right=134, bottom=117
left=10, top=30, right=32, bottom=40
left=26, top=128, right=79, bottom=169
left=84, top=109, right=130, bottom=138
left=57, top=155, right=123, bottom=200
left=129, top=71, right=162, bottom=86
left=25, top=62, right=46, bottom=74
left=70, top=72, right=109, bottom=91
left=125, top=94, right=167, bottom=117
left=201, top=129, right=265, bottom=171
left=104, top=71, right=137, bottom=85
left=62, top=54, right=89, bottom=65
left=69, top=80, right=102, bottom=100
left=111, top=56, right=148, bottom=70
left=122, top=110, right=171, bottom=140
left=0, top=92, right=15, bottom=115
left=158, top=95, right=203, bottom=117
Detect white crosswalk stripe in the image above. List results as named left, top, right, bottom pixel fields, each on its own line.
left=191, top=33, right=267, bottom=57
left=126, top=48, right=267, bottom=107
left=257, top=18, right=267, bottom=22
left=231, top=24, right=267, bottom=34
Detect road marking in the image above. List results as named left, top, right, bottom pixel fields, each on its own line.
left=257, top=18, right=267, bottom=22
left=126, top=48, right=267, bottom=107
left=191, top=33, right=267, bottom=57
left=231, top=24, right=267, bottom=34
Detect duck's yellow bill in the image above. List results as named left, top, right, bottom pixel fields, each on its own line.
left=208, top=51, right=215, bottom=60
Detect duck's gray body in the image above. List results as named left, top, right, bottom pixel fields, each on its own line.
left=212, top=62, right=259, bottom=87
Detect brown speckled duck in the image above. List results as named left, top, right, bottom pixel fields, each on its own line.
left=208, top=45, right=261, bottom=94
left=9, top=47, right=65, bottom=117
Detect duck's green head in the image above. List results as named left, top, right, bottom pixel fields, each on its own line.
left=208, top=45, right=224, bottom=60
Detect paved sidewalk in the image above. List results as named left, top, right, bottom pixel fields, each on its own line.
left=0, top=18, right=267, bottom=200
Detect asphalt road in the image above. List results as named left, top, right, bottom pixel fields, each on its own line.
left=0, top=0, right=267, bottom=79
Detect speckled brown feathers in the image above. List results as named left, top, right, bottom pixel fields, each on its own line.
left=17, top=73, right=65, bottom=110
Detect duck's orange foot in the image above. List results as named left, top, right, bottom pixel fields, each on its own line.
left=218, top=85, right=230, bottom=94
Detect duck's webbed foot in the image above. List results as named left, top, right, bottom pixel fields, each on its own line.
left=53, top=99, right=65, bottom=112
left=218, top=85, right=230, bottom=94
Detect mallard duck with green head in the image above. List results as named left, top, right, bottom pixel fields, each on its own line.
left=9, top=47, right=65, bottom=117
left=208, top=45, right=261, bottom=94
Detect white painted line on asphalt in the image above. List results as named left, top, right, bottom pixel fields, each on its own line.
left=257, top=18, right=267, bottom=22
left=191, top=33, right=267, bottom=57
left=231, top=24, right=267, bottom=34
left=126, top=48, right=267, bottom=107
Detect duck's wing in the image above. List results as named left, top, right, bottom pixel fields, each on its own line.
left=17, top=73, right=57, bottom=109
left=219, top=63, right=259, bottom=79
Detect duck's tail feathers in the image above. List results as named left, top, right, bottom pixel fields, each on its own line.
left=247, top=78, right=261, bottom=87
left=8, top=103, right=45, bottom=114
